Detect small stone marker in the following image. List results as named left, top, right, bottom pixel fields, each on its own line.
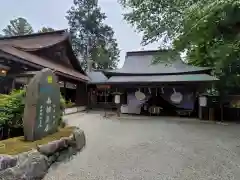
left=23, top=68, right=60, bottom=141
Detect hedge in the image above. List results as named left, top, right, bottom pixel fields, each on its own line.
left=0, top=89, right=66, bottom=129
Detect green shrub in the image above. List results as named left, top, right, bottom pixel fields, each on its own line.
left=60, top=94, right=66, bottom=110
left=65, top=100, right=75, bottom=108
left=59, top=94, right=66, bottom=126
left=0, top=94, right=9, bottom=101
left=0, top=89, right=66, bottom=128
left=0, top=89, right=25, bottom=128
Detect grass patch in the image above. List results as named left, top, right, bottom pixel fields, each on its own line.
left=0, top=127, right=74, bottom=155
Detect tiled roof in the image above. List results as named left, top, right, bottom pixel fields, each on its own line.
left=0, top=45, right=89, bottom=81
left=0, top=30, right=68, bottom=51
left=87, top=71, right=108, bottom=84
left=103, top=50, right=211, bottom=75
left=106, top=74, right=218, bottom=84
left=0, top=30, right=87, bottom=77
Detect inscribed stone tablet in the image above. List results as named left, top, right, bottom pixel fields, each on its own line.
left=23, top=68, right=60, bottom=141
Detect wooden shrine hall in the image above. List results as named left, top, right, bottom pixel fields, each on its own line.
left=0, top=30, right=89, bottom=106
left=87, top=50, right=218, bottom=117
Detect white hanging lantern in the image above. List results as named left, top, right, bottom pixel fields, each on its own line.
left=199, top=96, right=207, bottom=107
left=115, top=94, right=120, bottom=104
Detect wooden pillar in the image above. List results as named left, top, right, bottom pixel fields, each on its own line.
left=11, top=78, right=15, bottom=91
left=86, top=87, right=90, bottom=112
left=220, top=104, right=223, bottom=122
left=76, top=82, right=87, bottom=106
left=116, top=104, right=120, bottom=117
left=115, top=94, right=121, bottom=117
left=63, top=81, right=66, bottom=101
left=76, top=83, right=81, bottom=106
left=104, top=88, right=107, bottom=117
left=198, top=105, right=203, bottom=120
left=209, top=108, right=215, bottom=121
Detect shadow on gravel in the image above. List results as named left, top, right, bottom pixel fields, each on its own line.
left=48, top=146, right=85, bottom=170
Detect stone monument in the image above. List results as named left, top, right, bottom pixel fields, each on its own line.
left=23, top=68, right=60, bottom=141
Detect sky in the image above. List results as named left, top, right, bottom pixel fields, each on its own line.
left=0, top=0, right=159, bottom=68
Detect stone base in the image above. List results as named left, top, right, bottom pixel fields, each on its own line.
left=0, top=127, right=85, bottom=180
left=64, top=106, right=86, bottom=115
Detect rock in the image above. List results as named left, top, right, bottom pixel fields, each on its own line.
left=18, top=151, right=48, bottom=179
left=56, top=147, right=76, bottom=162
left=0, top=155, right=17, bottom=170
left=0, top=128, right=86, bottom=179
left=67, top=146, right=77, bottom=155
left=66, top=135, right=76, bottom=147
left=15, top=150, right=37, bottom=167
left=37, top=139, right=68, bottom=156
left=73, top=128, right=86, bottom=151
left=56, top=149, right=69, bottom=162
left=47, top=154, right=58, bottom=166
left=69, top=134, right=74, bottom=140
left=0, top=151, right=48, bottom=180
left=60, top=137, right=73, bottom=146
left=0, top=168, right=16, bottom=180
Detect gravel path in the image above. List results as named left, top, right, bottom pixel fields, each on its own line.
left=44, top=112, right=240, bottom=180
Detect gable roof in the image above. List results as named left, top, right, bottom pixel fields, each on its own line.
left=0, top=45, right=89, bottom=81
left=0, top=30, right=88, bottom=80
left=86, top=70, right=218, bottom=85
left=0, top=30, right=86, bottom=74
left=0, top=30, right=68, bottom=51
left=103, top=50, right=211, bottom=75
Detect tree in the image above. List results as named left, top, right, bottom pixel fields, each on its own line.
left=2, top=17, right=34, bottom=36
left=119, top=0, right=207, bottom=45
left=38, top=27, right=55, bottom=33
left=66, top=0, right=120, bottom=70
left=120, top=0, right=240, bottom=94
left=174, top=0, right=240, bottom=94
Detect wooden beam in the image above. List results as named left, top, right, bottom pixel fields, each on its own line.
left=0, top=52, right=42, bottom=69
left=0, top=51, right=88, bottom=83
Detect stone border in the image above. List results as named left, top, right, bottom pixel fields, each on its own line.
left=0, top=127, right=85, bottom=180
left=63, top=106, right=86, bottom=115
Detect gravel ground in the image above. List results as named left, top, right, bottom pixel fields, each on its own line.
left=44, top=112, right=240, bottom=180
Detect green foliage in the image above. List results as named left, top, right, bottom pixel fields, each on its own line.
left=174, top=0, right=240, bottom=94
left=0, top=90, right=66, bottom=128
left=0, top=94, right=9, bottom=101
left=2, top=17, right=55, bottom=37
left=120, top=0, right=240, bottom=95
left=119, top=0, right=206, bottom=45
left=59, top=94, right=66, bottom=126
left=38, top=27, right=55, bottom=33
left=2, top=17, right=34, bottom=36
left=0, top=89, right=25, bottom=127
left=65, top=100, right=76, bottom=108
left=60, top=94, right=66, bottom=110
left=66, top=0, right=120, bottom=70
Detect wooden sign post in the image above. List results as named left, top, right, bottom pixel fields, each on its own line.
left=23, top=68, right=60, bottom=141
